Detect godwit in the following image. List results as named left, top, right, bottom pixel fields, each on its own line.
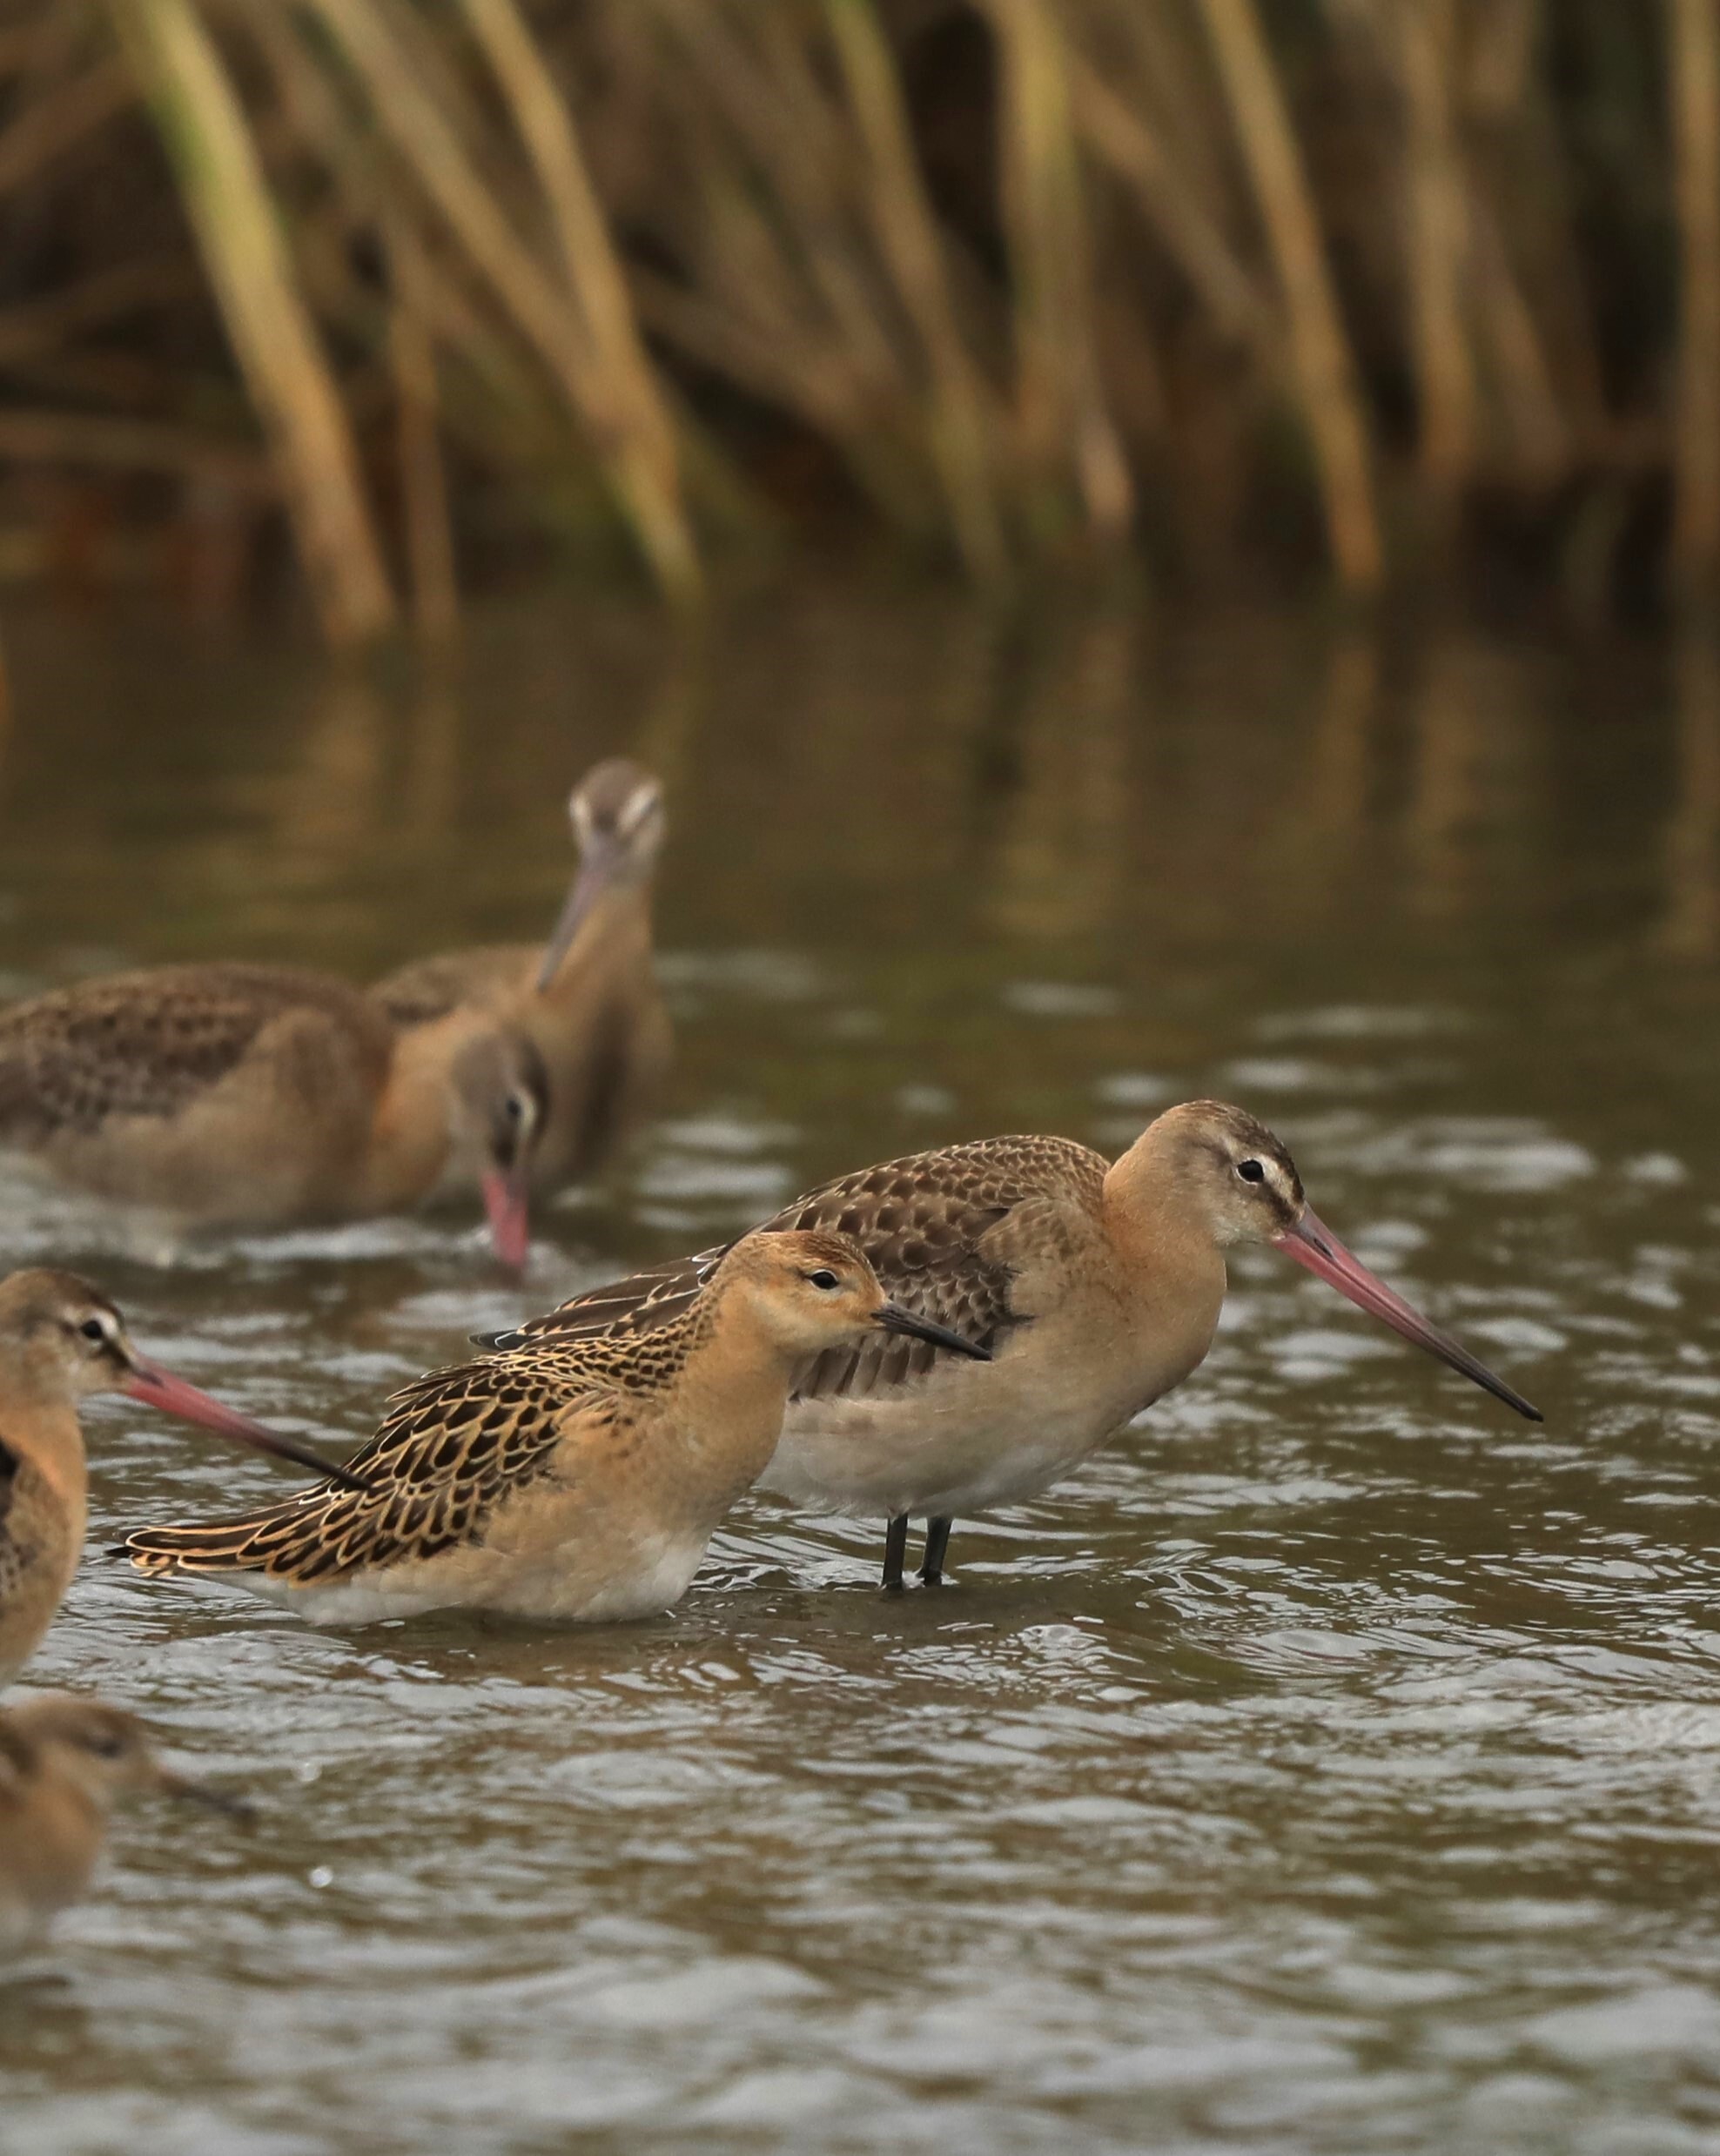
left=120, top=1229, right=988, bottom=1625
left=373, top=758, right=670, bottom=1192
left=0, top=1694, right=249, bottom=1958
left=0, top=962, right=548, bottom=1264
left=484, top=1101, right=1543, bottom=1588
left=0, top=1266, right=360, bottom=1688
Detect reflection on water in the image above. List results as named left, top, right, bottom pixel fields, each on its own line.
left=2, top=590, right=1719, bottom=2153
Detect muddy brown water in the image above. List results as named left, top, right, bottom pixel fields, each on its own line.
left=2, top=591, right=1719, bottom=2153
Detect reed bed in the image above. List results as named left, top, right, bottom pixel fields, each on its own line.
left=0, top=2, right=1701, bottom=637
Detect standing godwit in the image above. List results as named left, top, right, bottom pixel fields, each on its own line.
left=0, top=1266, right=360, bottom=1688
left=120, top=1229, right=988, bottom=1625
left=484, top=1101, right=1543, bottom=1588
left=373, top=758, right=670, bottom=1192
left=0, top=1695, right=249, bottom=1958
left=0, top=962, right=548, bottom=1264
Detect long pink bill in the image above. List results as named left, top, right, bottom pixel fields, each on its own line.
left=122, top=1362, right=372, bottom=1491
left=481, top=1166, right=531, bottom=1272
left=1276, top=1206, right=1542, bottom=1422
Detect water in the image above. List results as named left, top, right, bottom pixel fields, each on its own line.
left=3, top=590, right=1720, bottom=2153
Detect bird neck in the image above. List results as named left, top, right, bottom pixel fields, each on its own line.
left=663, top=1288, right=799, bottom=1483
left=537, top=885, right=652, bottom=1005
left=1099, top=1132, right=1228, bottom=1310
left=0, top=1377, right=88, bottom=1519
left=361, top=1008, right=488, bottom=1208
left=16, top=1760, right=106, bottom=1902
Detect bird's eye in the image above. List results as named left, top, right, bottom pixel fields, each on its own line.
left=807, top=1269, right=841, bottom=1292
left=84, top=1731, right=126, bottom=1759
left=1237, top=1159, right=1266, bottom=1184
left=504, top=1096, right=523, bottom=1121
left=79, top=1318, right=107, bottom=1342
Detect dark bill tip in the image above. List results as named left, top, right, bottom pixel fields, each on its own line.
left=876, top=1303, right=991, bottom=1361
left=1276, top=1206, right=1543, bottom=1423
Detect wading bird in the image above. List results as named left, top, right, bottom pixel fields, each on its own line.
left=121, top=1230, right=987, bottom=1626
left=0, top=964, right=547, bottom=1265
left=0, top=1694, right=249, bottom=1958
left=373, top=759, right=670, bottom=1195
left=481, top=1101, right=1543, bottom=1588
left=0, top=1266, right=359, bottom=1688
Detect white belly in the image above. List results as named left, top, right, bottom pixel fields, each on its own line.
left=757, top=1324, right=1172, bottom=1522
left=200, top=1517, right=711, bottom=1628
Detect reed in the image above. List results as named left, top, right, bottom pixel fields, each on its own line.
left=1671, top=0, right=1720, bottom=597
left=0, top=2, right=1704, bottom=631
left=109, top=0, right=395, bottom=641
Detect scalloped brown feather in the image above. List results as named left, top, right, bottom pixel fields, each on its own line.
left=0, top=964, right=392, bottom=1143
left=120, top=1282, right=727, bottom=1586
left=492, top=1134, right=1108, bottom=1402
left=371, top=947, right=534, bottom=1030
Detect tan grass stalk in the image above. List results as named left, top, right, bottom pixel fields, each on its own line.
left=1396, top=0, right=1475, bottom=500
left=987, top=0, right=1133, bottom=541
left=1068, top=55, right=1267, bottom=349
left=457, top=0, right=693, bottom=601
left=0, top=258, right=201, bottom=365
left=110, top=0, right=395, bottom=643
left=240, top=6, right=561, bottom=479
left=1670, top=0, right=1720, bottom=592
left=386, top=216, right=458, bottom=643
left=824, top=0, right=1005, bottom=581
left=1195, top=0, right=1381, bottom=590
left=1466, top=197, right=1568, bottom=480
left=0, top=59, right=133, bottom=195
left=301, top=0, right=700, bottom=606
left=655, top=3, right=903, bottom=392
left=0, top=407, right=272, bottom=486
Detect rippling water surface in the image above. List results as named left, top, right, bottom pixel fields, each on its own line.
left=3, top=594, right=1720, bottom=2153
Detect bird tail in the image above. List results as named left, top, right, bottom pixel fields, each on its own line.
left=119, top=1501, right=320, bottom=1579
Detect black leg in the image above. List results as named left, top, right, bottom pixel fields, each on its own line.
left=919, top=1516, right=953, bottom=1585
left=882, top=1514, right=909, bottom=1591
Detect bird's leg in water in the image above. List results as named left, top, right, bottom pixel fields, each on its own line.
left=919, top=1516, right=952, bottom=1585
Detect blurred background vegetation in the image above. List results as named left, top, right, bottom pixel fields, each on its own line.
left=0, top=1, right=1710, bottom=641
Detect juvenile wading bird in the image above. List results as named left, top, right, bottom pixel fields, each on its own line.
left=0, top=1695, right=249, bottom=1958
left=120, top=1230, right=988, bottom=1625
left=0, top=1266, right=361, bottom=1689
left=373, top=759, right=671, bottom=1196
left=0, top=963, right=548, bottom=1266
left=482, top=1101, right=1544, bottom=1589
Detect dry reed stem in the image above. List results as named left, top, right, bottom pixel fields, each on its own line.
left=635, top=8, right=939, bottom=528
left=658, top=3, right=903, bottom=393
left=1671, top=0, right=1720, bottom=592
left=302, top=0, right=701, bottom=606
left=1396, top=0, right=1475, bottom=498
left=1067, top=54, right=1266, bottom=349
left=458, top=0, right=694, bottom=598
left=1466, top=195, right=1568, bottom=480
left=0, top=257, right=201, bottom=364
left=0, top=57, right=132, bottom=195
left=1196, top=0, right=1382, bottom=590
left=825, top=0, right=1005, bottom=580
left=386, top=214, right=458, bottom=642
left=0, top=406, right=271, bottom=485
left=110, top=0, right=395, bottom=642
left=241, top=6, right=564, bottom=474
left=988, top=0, right=1133, bottom=541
